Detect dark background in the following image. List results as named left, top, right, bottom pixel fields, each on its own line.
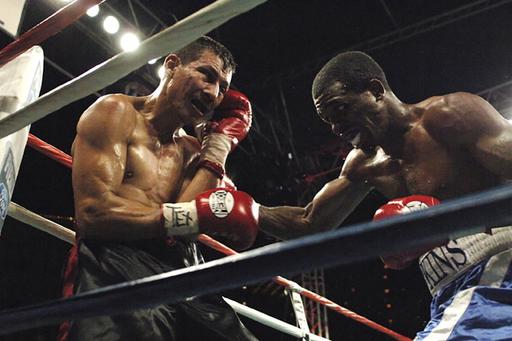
left=1, top=0, right=512, bottom=340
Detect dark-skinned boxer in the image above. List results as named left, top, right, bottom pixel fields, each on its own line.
left=253, top=51, right=512, bottom=340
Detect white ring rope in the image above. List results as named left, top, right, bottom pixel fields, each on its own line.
left=224, top=298, right=330, bottom=341
left=7, top=202, right=75, bottom=243
left=0, top=0, right=266, bottom=139
left=6, top=202, right=331, bottom=340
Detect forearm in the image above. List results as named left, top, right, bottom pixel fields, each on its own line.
left=260, top=178, right=372, bottom=240
left=259, top=205, right=311, bottom=240
left=76, top=195, right=164, bottom=241
left=177, top=167, right=220, bottom=202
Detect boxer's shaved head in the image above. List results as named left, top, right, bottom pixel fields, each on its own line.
left=312, top=51, right=389, bottom=99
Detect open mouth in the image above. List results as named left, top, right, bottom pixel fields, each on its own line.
left=191, top=99, right=210, bottom=117
left=350, top=132, right=361, bottom=146
left=340, top=127, right=361, bottom=144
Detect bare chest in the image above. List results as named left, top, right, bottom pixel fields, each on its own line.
left=123, top=135, right=195, bottom=203
left=365, top=139, right=498, bottom=199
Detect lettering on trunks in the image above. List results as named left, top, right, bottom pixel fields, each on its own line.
left=418, top=240, right=467, bottom=293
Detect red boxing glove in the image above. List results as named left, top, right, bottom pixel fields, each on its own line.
left=161, top=188, right=258, bottom=250
left=373, top=195, right=440, bottom=221
left=210, top=89, right=252, bottom=148
left=374, top=195, right=441, bottom=269
left=199, top=90, right=252, bottom=178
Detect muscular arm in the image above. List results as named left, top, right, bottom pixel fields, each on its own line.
left=380, top=94, right=512, bottom=268
left=425, top=92, right=512, bottom=179
left=174, top=134, right=221, bottom=203
left=72, top=95, right=163, bottom=241
left=259, top=165, right=372, bottom=240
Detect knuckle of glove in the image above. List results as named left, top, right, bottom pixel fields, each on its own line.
left=217, top=90, right=252, bottom=117
left=374, top=194, right=440, bottom=220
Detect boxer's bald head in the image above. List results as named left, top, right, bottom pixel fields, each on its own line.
left=312, top=51, right=389, bottom=99
left=174, top=36, right=236, bottom=73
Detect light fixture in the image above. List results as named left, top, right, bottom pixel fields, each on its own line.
left=148, top=58, right=158, bottom=65
left=120, top=32, right=140, bottom=52
left=103, top=16, right=120, bottom=34
left=86, top=5, right=100, bottom=17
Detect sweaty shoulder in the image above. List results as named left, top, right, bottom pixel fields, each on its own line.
left=76, top=94, right=138, bottom=144
left=340, top=147, right=371, bottom=180
left=176, top=129, right=201, bottom=154
left=421, top=92, right=504, bottom=145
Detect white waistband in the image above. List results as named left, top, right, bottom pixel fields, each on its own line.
left=418, top=226, right=512, bottom=295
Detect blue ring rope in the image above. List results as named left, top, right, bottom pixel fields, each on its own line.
left=0, top=184, right=511, bottom=335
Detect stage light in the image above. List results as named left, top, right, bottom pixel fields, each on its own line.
left=86, top=5, right=99, bottom=17
left=103, top=15, right=120, bottom=34
left=120, top=32, right=140, bottom=52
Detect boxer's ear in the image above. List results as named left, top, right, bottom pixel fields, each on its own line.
left=368, top=78, right=385, bottom=101
left=164, top=54, right=181, bottom=75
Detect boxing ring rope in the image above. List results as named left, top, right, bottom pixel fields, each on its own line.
left=223, top=298, right=329, bottom=341
left=2, top=1, right=509, bottom=339
left=198, top=234, right=410, bottom=340
left=22, top=133, right=411, bottom=340
left=0, top=1, right=403, bottom=336
left=7, top=202, right=75, bottom=244
left=0, top=0, right=105, bottom=67
left=0, top=0, right=267, bottom=139
left=5, top=204, right=329, bottom=341
left=27, top=133, right=72, bottom=168
left=2, top=182, right=511, bottom=335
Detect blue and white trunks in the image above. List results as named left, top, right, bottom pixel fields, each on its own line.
left=415, top=227, right=512, bottom=341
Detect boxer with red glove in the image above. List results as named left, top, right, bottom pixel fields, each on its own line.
left=199, top=89, right=252, bottom=178
left=162, top=187, right=258, bottom=250
left=374, top=195, right=443, bottom=269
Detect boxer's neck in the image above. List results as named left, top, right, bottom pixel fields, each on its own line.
left=378, top=94, right=419, bottom=157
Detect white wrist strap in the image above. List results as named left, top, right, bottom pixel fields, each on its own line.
left=162, top=202, right=199, bottom=236
left=200, top=133, right=231, bottom=167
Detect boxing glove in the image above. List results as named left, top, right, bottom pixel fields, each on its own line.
left=373, top=195, right=440, bottom=221
left=199, top=89, right=252, bottom=178
left=374, top=195, right=441, bottom=269
left=162, top=188, right=258, bottom=250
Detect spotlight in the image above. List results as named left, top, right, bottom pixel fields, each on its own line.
left=103, top=16, right=120, bottom=34
left=120, top=32, right=140, bottom=52
left=148, top=58, right=158, bottom=65
left=86, top=5, right=100, bottom=17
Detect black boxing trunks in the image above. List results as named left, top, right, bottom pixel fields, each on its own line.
left=58, top=238, right=257, bottom=341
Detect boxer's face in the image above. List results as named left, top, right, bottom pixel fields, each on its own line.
left=314, top=81, right=380, bottom=151
left=165, top=50, right=232, bottom=126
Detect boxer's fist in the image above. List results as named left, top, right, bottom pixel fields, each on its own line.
left=374, top=195, right=441, bottom=269
left=162, top=188, right=259, bottom=250
left=208, top=89, right=252, bottom=148
left=373, top=195, right=440, bottom=221
left=199, top=90, right=252, bottom=177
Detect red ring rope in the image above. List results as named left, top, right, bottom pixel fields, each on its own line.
left=25, top=133, right=412, bottom=340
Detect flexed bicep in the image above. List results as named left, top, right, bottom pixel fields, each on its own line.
left=73, top=95, right=133, bottom=207
left=71, top=95, right=163, bottom=240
